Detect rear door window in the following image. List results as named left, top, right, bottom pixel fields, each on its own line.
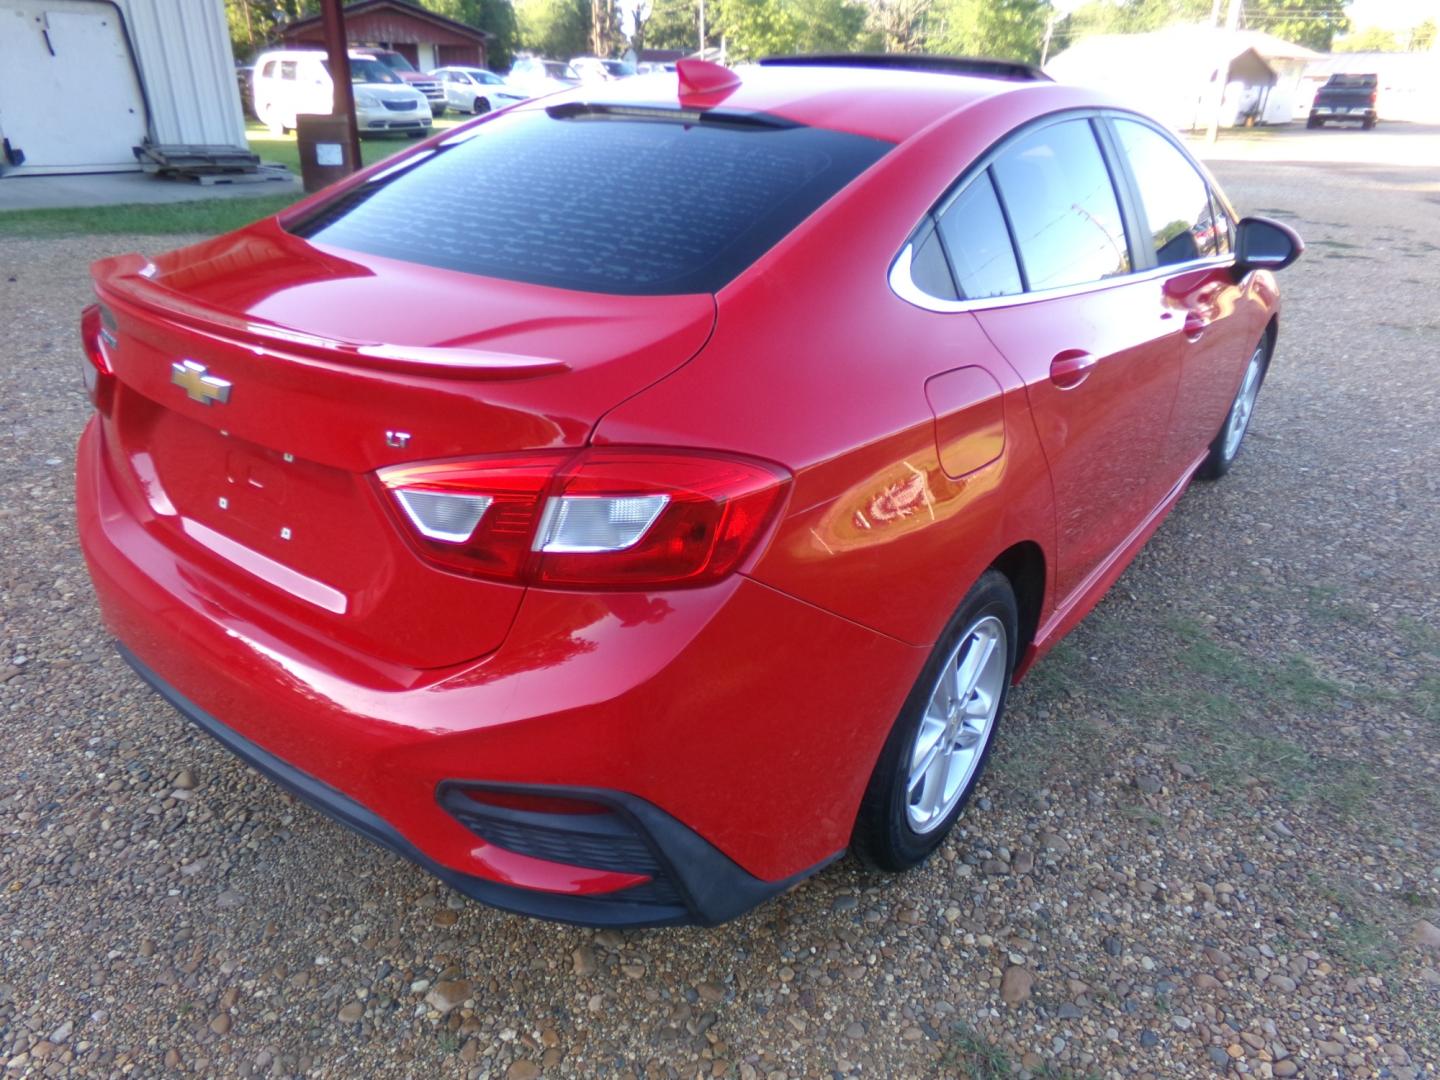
left=280, top=60, right=297, bottom=81
left=909, top=223, right=957, bottom=300
left=1113, top=118, right=1219, bottom=266
left=934, top=170, right=1022, bottom=300
left=289, top=109, right=890, bottom=295
left=990, top=118, right=1130, bottom=290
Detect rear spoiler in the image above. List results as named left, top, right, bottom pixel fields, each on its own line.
left=91, top=253, right=570, bottom=381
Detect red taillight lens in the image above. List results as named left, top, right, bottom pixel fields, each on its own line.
left=376, top=453, right=566, bottom=580
left=537, top=449, right=787, bottom=588
left=80, top=303, right=117, bottom=414
left=375, top=448, right=789, bottom=589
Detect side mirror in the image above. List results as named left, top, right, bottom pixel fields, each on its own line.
left=1234, top=216, right=1303, bottom=275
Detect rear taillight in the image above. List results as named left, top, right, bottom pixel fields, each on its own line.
left=80, top=303, right=117, bottom=414
left=376, top=448, right=788, bottom=589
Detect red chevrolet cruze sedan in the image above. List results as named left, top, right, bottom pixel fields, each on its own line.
left=75, top=56, right=1301, bottom=926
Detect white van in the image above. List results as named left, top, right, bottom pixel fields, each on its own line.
left=251, top=50, right=432, bottom=137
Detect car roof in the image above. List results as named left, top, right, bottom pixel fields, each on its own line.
left=538, top=62, right=1083, bottom=144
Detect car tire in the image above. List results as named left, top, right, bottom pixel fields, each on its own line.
left=473, top=97, right=491, bottom=115
left=1362, top=116, right=1377, bottom=130
left=1306, top=115, right=1321, bottom=129
left=852, top=570, right=1018, bottom=872
left=1196, top=337, right=1270, bottom=481
left=432, top=105, right=446, bottom=118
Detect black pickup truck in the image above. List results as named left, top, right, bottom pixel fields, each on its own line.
left=1307, top=73, right=1379, bottom=129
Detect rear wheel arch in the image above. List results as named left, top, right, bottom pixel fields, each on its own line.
left=989, top=541, right=1046, bottom=655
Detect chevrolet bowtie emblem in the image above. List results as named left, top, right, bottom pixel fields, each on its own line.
left=170, top=360, right=231, bottom=406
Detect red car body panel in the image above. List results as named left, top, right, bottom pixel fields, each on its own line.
left=90, top=238, right=717, bottom=667
left=80, top=421, right=922, bottom=883
left=74, top=65, right=1282, bottom=925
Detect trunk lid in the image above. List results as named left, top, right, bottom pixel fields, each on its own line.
left=92, top=223, right=715, bottom=668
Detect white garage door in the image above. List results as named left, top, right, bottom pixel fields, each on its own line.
left=0, top=3, right=148, bottom=173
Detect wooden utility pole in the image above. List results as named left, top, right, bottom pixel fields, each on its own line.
left=1205, top=0, right=1242, bottom=143
left=1040, top=11, right=1055, bottom=66
left=698, top=0, right=705, bottom=55
left=319, top=0, right=361, bottom=168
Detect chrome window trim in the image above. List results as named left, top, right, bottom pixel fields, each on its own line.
left=889, top=242, right=1234, bottom=315
left=889, top=106, right=1239, bottom=315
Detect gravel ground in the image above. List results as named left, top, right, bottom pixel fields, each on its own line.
left=2, top=133, right=1439, bottom=1079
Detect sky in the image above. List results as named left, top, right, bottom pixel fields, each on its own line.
left=1042, top=0, right=1438, bottom=24
left=1345, top=0, right=1439, bottom=29
left=621, top=0, right=1437, bottom=37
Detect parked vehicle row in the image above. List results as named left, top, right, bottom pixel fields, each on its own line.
left=247, top=50, right=634, bottom=131
left=251, top=50, right=433, bottom=139
left=354, top=47, right=448, bottom=117
left=432, top=67, right=528, bottom=115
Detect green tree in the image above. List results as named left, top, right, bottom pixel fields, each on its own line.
left=1332, top=25, right=1400, bottom=52
left=710, top=0, right=869, bottom=59
left=422, top=0, right=521, bottom=68
left=225, top=0, right=519, bottom=70
left=1245, top=0, right=1348, bottom=51
left=516, top=0, right=591, bottom=57
left=642, top=0, right=699, bottom=50
left=865, top=0, right=932, bottom=53
left=1406, top=18, right=1436, bottom=51
left=225, top=0, right=314, bottom=60
left=927, top=0, right=1051, bottom=63
left=1054, top=0, right=1347, bottom=53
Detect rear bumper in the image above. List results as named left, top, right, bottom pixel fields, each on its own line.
left=119, top=644, right=823, bottom=926
left=77, top=417, right=922, bottom=925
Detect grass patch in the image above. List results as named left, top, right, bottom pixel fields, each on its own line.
left=0, top=195, right=298, bottom=239
left=1398, top=617, right=1440, bottom=656
left=1414, top=675, right=1440, bottom=723
left=1303, top=586, right=1369, bottom=626
left=245, top=116, right=473, bottom=176
left=0, top=116, right=476, bottom=240
left=936, top=1025, right=1012, bottom=1080
left=936, top=1025, right=1099, bottom=1080
left=1166, top=616, right=1347, bottom=708
left=1307, top=873, right=1397, bottom=972
left=1121, top=804, right=1168, bottom=830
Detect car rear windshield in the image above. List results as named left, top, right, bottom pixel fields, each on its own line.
left=1326, top=73, right=1376, bottom=88
left=286, top=108, right=891, bottom=295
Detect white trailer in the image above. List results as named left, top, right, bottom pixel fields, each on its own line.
left=0, top=0, right=247, bottom=176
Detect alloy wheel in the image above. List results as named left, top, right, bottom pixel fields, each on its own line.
left=1222, top=346, right=1266, bottom=461
left=905, top=615, right=1007, bottom=833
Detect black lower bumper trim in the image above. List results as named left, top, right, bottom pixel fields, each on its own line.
left=116, top=644, right=834, bottom=927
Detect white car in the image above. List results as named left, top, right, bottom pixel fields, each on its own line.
left=570, top=57, right=632, bottom=83
left=506, top=57, right=581, bottom=97
left=251, top=49, right=432, bottom=138
left=431, top=66, right=529, bottom=114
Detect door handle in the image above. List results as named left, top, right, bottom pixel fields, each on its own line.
left=1183, top=311, right=1208, bottom=340
left=1049, top=349, right=1096, bottom=389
